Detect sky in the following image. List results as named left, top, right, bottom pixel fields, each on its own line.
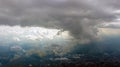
left=0, top=0, right=120, bottom=39
left=0, top=0, right=120, bottom=57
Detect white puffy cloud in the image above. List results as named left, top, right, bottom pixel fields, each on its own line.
left=0, top=25, right=74, bottom=56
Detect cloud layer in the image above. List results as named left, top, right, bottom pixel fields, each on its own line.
left=0, top=0, right=119, bottom=42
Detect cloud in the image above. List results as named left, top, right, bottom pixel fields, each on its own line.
left=98, top=28, right=120, bottom=36
left=99, top=22, right=120, bottom=29
left=0, top=25, right=74, bottom=56
left=0, top=0, right=119, bottom=42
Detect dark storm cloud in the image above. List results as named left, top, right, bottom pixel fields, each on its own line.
left=0, top=0, right=119, bottom=41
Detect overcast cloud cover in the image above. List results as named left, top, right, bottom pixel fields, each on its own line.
left=0, top=0, right=120, bottom=42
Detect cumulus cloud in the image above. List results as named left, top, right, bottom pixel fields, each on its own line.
left=0, top=25, right=74, bottom=57
left=0, top=0, right=119, bottom=42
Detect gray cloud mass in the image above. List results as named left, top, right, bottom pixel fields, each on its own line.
left=0, top=0, right=119, bottom=41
